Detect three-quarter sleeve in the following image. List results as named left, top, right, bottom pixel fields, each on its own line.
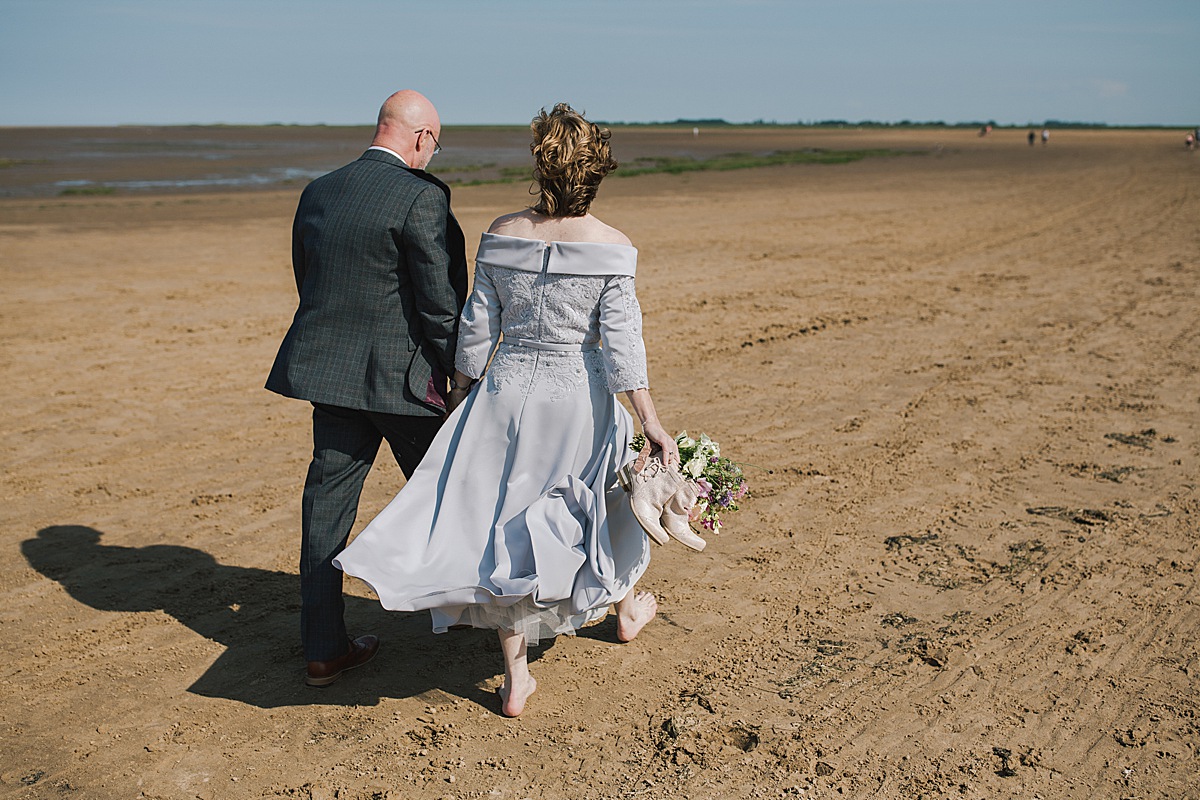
left=598, top=275, right=649, bottom=393
left=454, top=262, right=503, bottom=379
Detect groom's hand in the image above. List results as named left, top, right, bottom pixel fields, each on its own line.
left=446, top=385, right=470, bottom=413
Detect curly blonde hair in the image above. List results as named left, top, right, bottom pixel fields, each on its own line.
left=529, top=104, right=618, bottom=217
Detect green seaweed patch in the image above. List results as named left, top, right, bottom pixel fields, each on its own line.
left=59, top=186, right=117, bottom=196
left=616, top=148, right=912, bottom=177
left=446, top=166, right=532, bottom=187
left=443, top=148, right=910, bottom=186
left=436, top=162, right=498, bottom=175
left=0, top=158, right=50, bottom=169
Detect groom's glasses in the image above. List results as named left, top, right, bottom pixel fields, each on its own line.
left=423, top=129, right=442, bottom=156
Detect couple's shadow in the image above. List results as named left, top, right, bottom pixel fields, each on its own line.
left=23, top=526, right=609, bottom=709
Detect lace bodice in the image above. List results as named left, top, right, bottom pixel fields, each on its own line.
left=455, top=233, right=649, bottom=399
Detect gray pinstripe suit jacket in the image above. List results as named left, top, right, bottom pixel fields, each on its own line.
left=266, top=149, right=468, bottom=416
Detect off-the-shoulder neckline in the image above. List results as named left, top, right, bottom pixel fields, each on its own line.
left=482, top=231, right=636, bottom=250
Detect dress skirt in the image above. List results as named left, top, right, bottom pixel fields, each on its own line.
left=333, top=346, right=650, bottom=645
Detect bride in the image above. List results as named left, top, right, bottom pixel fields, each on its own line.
left=334, top=103, right=678, bottom=716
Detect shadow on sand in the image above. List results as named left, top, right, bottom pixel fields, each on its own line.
left=21, top=526, right=607, bottom=710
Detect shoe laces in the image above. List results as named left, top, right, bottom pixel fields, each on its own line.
left=635, top=456, right=668, bottom=480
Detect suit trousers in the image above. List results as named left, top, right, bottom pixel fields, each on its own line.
left=300, top=402, right=442, bottom=661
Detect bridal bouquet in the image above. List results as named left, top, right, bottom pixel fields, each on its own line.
left=629, top=431, right=749, bottom=533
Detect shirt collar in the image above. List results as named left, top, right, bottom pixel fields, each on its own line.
left=367, top=145, right=408, bottom=166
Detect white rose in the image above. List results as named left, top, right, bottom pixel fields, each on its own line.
left=676, top=431, right=696, bottom=450
left=684, top=456, right=706, bottom=478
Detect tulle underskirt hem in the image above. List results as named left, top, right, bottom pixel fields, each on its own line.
left=432, top=597, right=610, bottom=646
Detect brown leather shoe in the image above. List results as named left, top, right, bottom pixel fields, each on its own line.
left=305, top=635, right=380, bottom=687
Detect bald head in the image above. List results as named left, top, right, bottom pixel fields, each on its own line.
left=372, top=90, right=441, bottom=169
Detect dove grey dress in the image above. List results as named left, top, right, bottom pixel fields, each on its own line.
left=334, top=232, right=651, bottom=644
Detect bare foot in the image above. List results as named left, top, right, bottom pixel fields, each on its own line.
left=498, top=674, right=537, bottom=717
left=616, top=591, right=658, bottom=642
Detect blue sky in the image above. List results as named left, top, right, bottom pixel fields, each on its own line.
left=1, top=0, right=1195, bottom=126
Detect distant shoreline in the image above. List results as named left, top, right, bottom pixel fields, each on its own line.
left=1, top=126, right=1192, bottom=200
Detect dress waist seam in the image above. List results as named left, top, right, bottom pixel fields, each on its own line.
left=504, top=338, right=600, bottom=352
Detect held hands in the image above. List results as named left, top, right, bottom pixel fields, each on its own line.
left=446, top=370, right=475, bottom=414
left=446, top=385, right=469, bottom=414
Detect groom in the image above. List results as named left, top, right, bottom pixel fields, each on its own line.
left=266, top=90, right=467, bottom=686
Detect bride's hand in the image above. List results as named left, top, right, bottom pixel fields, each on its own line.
left=641, top=419, right=679, bottom=468
left=623, top=389, right=676, bottom=470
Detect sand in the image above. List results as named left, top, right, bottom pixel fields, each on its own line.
left=1, top=128, right=1197, bottom=799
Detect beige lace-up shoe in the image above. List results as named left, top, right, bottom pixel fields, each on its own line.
left=660, top=478, right=707, bottom=552
left=618, top=455, right=681, bottom=545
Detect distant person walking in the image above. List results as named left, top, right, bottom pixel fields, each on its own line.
left=1187, top=132, right=1196, bottom=151
left=1028, top=130, right=1036, bottom=147
left=266, top=89, right=468, bottom=688
left=1041, top=127, right=1050, bottom=146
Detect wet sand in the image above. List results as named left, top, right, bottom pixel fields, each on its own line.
left=1, top=128, right=1197, bottom=799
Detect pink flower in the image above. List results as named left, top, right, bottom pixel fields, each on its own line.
left=688, top=499, right=708, bottom=522
left=694, top=477, right=712, bottom=498
left=735, top=481, right=749, bottom=499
